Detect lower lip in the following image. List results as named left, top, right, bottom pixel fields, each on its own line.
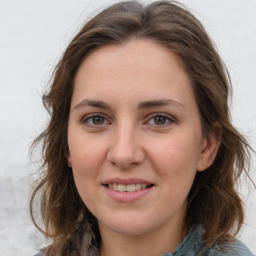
left=103, top=186, right=154, bottom=202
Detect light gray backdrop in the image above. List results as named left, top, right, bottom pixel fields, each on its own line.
left=0, top=0, right=255, bottom=255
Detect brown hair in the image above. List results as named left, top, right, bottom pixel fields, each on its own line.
left=30, top=1, right=253, bottom=255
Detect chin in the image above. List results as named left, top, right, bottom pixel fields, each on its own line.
left=98, top=213, right=157, bottom=236
left=110, top=224, right=152, bottom=236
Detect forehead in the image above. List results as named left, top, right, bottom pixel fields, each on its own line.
left=76, top=39, right=187, bottom=80
left=72, top=39, right=195, bottom=109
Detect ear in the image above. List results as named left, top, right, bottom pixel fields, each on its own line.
left=67, top=155, right=72, bottom=167
left=197, top=123, right=222, bottom=172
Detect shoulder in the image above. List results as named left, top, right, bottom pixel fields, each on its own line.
left=178, top=225, right=254, bottom=256
left=34, top=253, right=44, bottom=256
left=207, top=239, right=254, bottom=256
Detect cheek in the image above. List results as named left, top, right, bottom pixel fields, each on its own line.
left=68, top=136, right=107, bottom=201
left=149, top=134, right=201, bottom=181
left=70, top=143, right=105, bottom=208
left=69, top=133, right=107, bottom=173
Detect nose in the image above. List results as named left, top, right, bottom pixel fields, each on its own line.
left=107, top=124, right=145, bottom=169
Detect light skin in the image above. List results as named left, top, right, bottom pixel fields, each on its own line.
left=67, top=39, right=220, bottom=256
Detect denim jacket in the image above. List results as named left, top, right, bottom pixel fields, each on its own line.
left=34, top=225, right=254, bottom=256
left=162, top=225, right=253, bottom=256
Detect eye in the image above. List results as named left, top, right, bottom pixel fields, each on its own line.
left=152, top=116, right=168, bottom=125
left=82, top=114, right=109, bottom=127
left=146, top=113, right=175, bottom=126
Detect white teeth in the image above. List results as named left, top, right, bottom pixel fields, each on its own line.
left=127, top=184, right=136, bottom=192
left=135, top=184, right=142, bottom=190
left=107, top=183, right=150, bottom=192
left=118, top=184, right=126, bottom=192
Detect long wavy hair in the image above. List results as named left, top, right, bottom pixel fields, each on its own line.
left=30, top=1, right=253, bottom=255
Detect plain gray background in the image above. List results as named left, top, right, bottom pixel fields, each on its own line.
left=0, top=0, right=255, bottom=255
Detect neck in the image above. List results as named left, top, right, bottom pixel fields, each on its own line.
left=99, top=219, right=188, bottom=256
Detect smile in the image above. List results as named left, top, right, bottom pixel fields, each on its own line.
left=106, top=183, right=153, bottom=192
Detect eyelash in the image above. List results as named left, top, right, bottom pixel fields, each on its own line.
left=81, top=113, right=110, bottom=127
left=145, top=113, right=176, bottom=127
left=81, top=113, right=176, bottom=128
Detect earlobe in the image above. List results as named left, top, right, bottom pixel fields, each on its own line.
left=197, top=123, right=222, bottom=172
left=67, top=156, right=72, bottom=167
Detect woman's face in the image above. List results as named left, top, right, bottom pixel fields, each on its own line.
left=68, top=39, right=216, bottom=237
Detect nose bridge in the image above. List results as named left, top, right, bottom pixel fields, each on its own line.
left=107, top=119, right=144, bottom=168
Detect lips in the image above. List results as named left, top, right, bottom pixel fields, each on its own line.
left=102, top=178, right=155, bottom=202
left=107, top=183, right=152, bottom=192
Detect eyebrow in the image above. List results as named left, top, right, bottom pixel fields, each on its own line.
left=138, top=99, right=185, bottom=109
left=72, top=98, right=185, bottom=111
left=73, top=99, right=112, bottom=111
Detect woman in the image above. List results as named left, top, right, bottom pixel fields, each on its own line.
left=31, top=1, right=254, bottom=255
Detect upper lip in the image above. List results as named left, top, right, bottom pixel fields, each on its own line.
left=102, top=177, right=154, bottom=185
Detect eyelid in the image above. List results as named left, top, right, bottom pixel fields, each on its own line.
left=80, top=112, right=177, bottom=127
left=145, top=112, right=176, bottom=126
left=81, top=113, right=111, bottom=126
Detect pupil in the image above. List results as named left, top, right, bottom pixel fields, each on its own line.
left=93, top=116, right=104, bottom=125
left=154, top=116, right=166, bottom=125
